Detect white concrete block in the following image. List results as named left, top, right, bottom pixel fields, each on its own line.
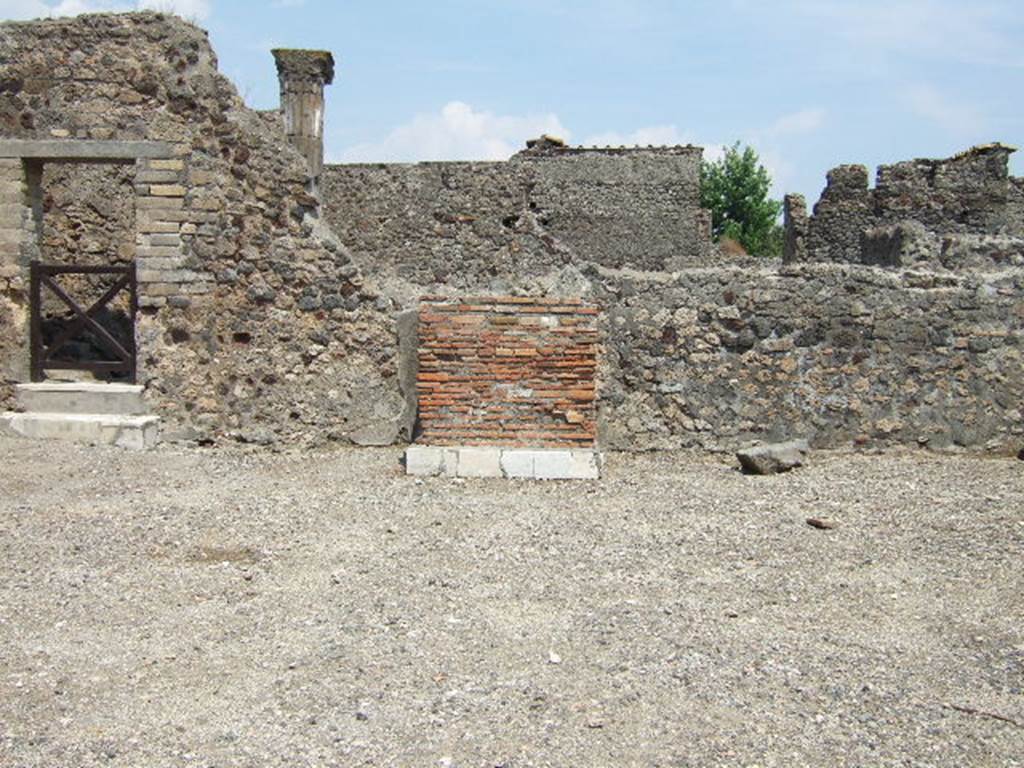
left=16, top=382, right=147, bottom=416
left=456, top=447, right=502, bottom=478
left=406, top=445, right=602, bottom=480
left=1, top=412, right=160, bottom=450
left=534, top=449, right=601, bottom=480
left=440, top=448, right=459, bottom=477
left=499, top=449, right=535, bottom=478
left=405, top=446, right=461, bottom=476
left=405, top=445, right=443, bottom=476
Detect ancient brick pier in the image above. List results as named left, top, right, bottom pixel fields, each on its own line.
left=407, top=297, right=602, bottom=479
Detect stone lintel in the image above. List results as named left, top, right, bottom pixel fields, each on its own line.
left=0, top=140, right=174, bottom=161
left=406, top=445, right=602, bottom=480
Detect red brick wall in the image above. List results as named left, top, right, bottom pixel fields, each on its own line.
left=416, top=297, right=599, bottom=447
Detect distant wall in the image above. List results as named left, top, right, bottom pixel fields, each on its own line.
left=321, top=144, right=711, bottom=287
left=793, top=144, right=1024, bottom=269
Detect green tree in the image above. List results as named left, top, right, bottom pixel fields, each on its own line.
left=700, top=142, right=783, bottom=257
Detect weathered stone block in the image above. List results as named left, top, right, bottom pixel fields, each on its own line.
left=737, top=439, right=810, bottom=475
left=136, top=245, right=182, bottom=258
left=0, top=411, right=160, bottom=450
left=137, top=220, right=181, bottom=234
left=533, top=449, right=601, bottom=480
left=136, top=196, right=184, bottom=210
left=499, top=450, right=535, bottom=478
left=146, top=158, right=184, bottom=171
left=457, top=447, right=503, bottom=478
left=148, top=184, right=186, bottom=197
left=405, top=445, right=444, bottom=475
left=138, top=233, right=183, bottom=247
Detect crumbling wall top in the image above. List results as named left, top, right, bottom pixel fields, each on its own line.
left=514, top=135, right=702, bottom=159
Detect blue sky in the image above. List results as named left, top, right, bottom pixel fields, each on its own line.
left=3, top=0, right=1023, bottom=202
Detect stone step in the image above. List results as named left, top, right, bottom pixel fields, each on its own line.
left=15, top=382, right=148, bottom=416
left=0, top=411, right=160, bottom=450
left=406, top=445, right=602, bottom=480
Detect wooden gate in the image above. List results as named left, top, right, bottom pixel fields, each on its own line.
left=29, top=262, right=138, bottom=383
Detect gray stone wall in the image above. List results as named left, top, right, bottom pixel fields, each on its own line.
left=595, top=263, right=1024, bottom=453
left=804, top=144, right=1024, bottom=268
left=873, top=144, right=1014, bottom=234
left=806, top=164, right=873, bottom=263
left=321, top=143, right=713, bottom=287
left=0, top=12, right=397, bottom=445
left=1008, top=176, right=1024, bottom=235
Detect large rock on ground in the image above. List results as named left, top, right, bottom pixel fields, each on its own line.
left=737, top=439, right=810, bottom=475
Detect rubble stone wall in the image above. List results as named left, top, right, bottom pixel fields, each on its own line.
left=321, top=144, right=713, bottom=289
left=799, top=144, right=1024, bottom=268
left=594, top=264, right=1024, bottom=453
left=1, top=12, right=1021, bottom=455
left=0, top=12, right=402, bottom=446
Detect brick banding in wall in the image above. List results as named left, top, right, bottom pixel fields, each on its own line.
left=416, top=296, right=599, bottom=447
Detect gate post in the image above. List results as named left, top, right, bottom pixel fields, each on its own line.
left=29, top=261, right=41, bottom=382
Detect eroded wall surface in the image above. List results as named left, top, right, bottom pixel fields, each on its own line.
left=594, top=264, right=1023, bottom=451
left=0, top=13, right=403, bottom=445
left=1, top=12, right=1021, bottom=454
left=322, top=144, right=713, bottom=289
left=795, top=144, right=1024, bottom=270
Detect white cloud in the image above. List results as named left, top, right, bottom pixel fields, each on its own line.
left=335, top=101, right=570, bottom=163
left=800, top=0, right=1023, bottom=67
left=0, top=0, right=211, bottom=20
left=765, top=107, right=826, bottom=138
left=582, top=124, right=694, bottom=148
left=906, top=84, right=986, bottom=136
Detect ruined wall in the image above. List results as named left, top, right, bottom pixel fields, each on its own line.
left=0, top=13, right=401, bottom=445
left=1008, top=177, right=1024, bottom=234
left=799, top=144, right=1024, bottom=268
left=39, top=162, right=135, bottom=264
left=322, top=143, right=712, bottom=288
left=804, top=165, right=873, bottom=263
left=1, top=13, right=1020, bottom=455
left=595, top=263, right=1024, bottom=453
left=416, top=297, right=598, bottom=447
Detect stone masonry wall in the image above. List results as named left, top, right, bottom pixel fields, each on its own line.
left=416, top=297, right=598, bottom=447
left=322, top=144, right=712, bottom=290
left=798, top=144, right=1024, bottom=268
left=40, top=161, right=136, bottom=265
left=0, top=13, right=404, bottom=445
left=1, top=13, right=1020, bottom=455
left=594, top=263, right=1023, bottom=453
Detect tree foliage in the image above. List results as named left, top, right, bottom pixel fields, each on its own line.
left=700, top=142, right=783, bottom=257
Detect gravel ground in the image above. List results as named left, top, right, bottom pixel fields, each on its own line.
left=0, top=435, right=1022, bottom=767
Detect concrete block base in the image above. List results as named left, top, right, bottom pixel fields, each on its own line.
left=406, top=445, right=602, bottom=480
left=1, top=412, right=160, bottom=450
left=16, top=382, right=148, bottom=415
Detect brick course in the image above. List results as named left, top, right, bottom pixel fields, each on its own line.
left=416, top=297, right=598, bottom=447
